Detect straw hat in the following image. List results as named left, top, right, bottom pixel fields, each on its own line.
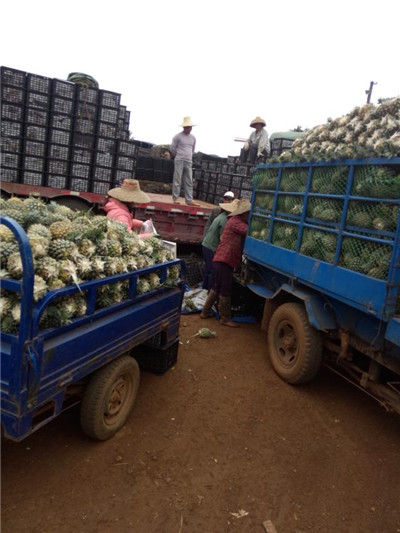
left=228, top=199, right=251, bottom=217
left=250, top=116, right=266, bottom=128
left=219, top=198, right=240, bottom=212
left=180, top=116, right=196, bottom=127
left=108, top=179, right=151, bottom=204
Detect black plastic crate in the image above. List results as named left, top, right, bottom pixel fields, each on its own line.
left=132, top=340, right=179, bottom=374
left=75, top=101, right=98, bottom=121
left=1, top=103, right=24, bottom=121
left=46, top=174, right=68, bottom=189
left=27, top=74, right=51, bottom=94
left=50, top=113, right=72, bottom=131
left=97, top=122, right=117, bottom=138
left=26, top=107, right=48, bottom=127
left=1, top=136, right=21, bottom=153
left=48, top=159, right=68, bottom=175
left=91, top=180, right=111, bottom=195
left=98, top=106, right=118, bottom=124
left=114, top=169, right=134, bottom=184
left=49, top=128, right=71, bottom=145
left=72, top=147, right=93, bottom=165
left=99, top=90, right=121, bottom=109
left=1, top=67, right=26, bottom=88
left=1, top=120, right=23, bottom=138
left=26, top=124, right=47, bottom=142
left=73, top=132, right=95, bottom=149
left=92, top=165, right=113, bottom=181
left=153, top=170, right=172, bottom=183
left=71, top=163, right=91, bottom=179
left=76, top=85, right=99, bottom=105
left=95, top=151, right=114, bottom=168
left=117, top=140, right=136, bottom=157
left=23, top=156, right=45, bottom=173
left=70, top=177, right=90, bottom=192
left=26, top=91, right=50, bottom=110
left=1, top=85, right=25, bottom=105
left=24, top=140, right=46, bottom=158
left=1, top=152, right=20, bottom=169
left=74, top=116, right=96, bottom=135
left=53, top=79, right=76, bottom=99
left=96, top=137, right=116, bottom=154
left=48, top=143, right=70, bottom=160
left=115, top=155, right=135, bottom=171
left=51, top=96, right=75, bottom=115
left=1, top=168, right=19, bottom=183
left=22, top=170, right=44, bottom=186
left=118, top=105, right=126, bottom=119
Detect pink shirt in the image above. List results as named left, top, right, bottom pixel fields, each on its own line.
left=103, top=197, right=143, bottom=233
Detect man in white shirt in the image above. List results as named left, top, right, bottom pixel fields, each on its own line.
left=170, top=117, right=199, bottom=205
left=241, top=116, right=270, bottom=164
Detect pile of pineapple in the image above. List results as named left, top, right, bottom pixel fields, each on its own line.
left=270, top=97, right=400, bottom=163
left=0, top=197, right=179, bottom=333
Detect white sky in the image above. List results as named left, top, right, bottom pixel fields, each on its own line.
left=2, top=0, right=399, bottom=158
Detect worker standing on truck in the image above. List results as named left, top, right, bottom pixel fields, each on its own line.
left=240, top=116, right=270, bottom=164
left=201, top=199, right=251, bottom=327
left=202, top=198, right=239, bottom=291
left=104, top=179, right=151, bottom=233
left=170, top=117, right=199, bottom=206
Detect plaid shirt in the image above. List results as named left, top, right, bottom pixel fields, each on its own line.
left=213, top=216, right=248, bottom=269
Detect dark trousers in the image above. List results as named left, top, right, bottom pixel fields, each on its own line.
left=240, top=143, right=258, bottom=164
left=202, top=245, right=215, bottom=290
left=212, top=261, right=233, bottom=297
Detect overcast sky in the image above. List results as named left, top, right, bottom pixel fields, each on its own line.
left=2, top=0, right=399, bottom=157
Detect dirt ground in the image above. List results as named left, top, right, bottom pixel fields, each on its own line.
left=1, top=313, right=400, bottom=533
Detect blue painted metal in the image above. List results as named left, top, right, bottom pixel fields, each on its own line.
left=0, top=217, right=186, bottom=441
left=245, top=158, right=400, bottom=353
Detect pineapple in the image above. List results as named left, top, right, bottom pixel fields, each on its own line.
left=48, top=239, right=79, bottom=260
left=49, top=220, right=74, bottom=240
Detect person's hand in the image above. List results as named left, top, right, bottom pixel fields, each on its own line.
left=243, top=141, right=249, bottom=151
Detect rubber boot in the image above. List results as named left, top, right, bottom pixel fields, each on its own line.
left=200, top=289, right=217, bottom=319
left=219, top=296, right=239, bottom=328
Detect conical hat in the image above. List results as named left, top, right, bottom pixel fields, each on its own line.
left=219, top=198, right=240, bottom=212
left=180, top=116, right=196, bottom=127
left=227, top=199, right=251, bottom=217
left=250, top=116, right=266, bottom=128
left=108, top=179, right=150, bottom=203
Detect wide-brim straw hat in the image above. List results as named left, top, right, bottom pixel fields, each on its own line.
left=250, top=116, right=266, bottom=128
left=108, top=179, right=151, bottom=204
left=219, top=198, right=240, bottom=212
left=180, top=116, right=196, bottom=127
left=228, top=199, right=251, bottom=217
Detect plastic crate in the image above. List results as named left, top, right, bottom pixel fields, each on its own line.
left=95, top=152, right=114, bottom=168
left=74, top=117, right=96, bottom=135
left=26, top=91, right=50, bottom=110
left=51, top=96, right=75, bottom=115
left=71, top=163, right=91, bottom=179
left=118, top=105, right=126, bottom=119
left=1, top=103, right=24, bottom=122
left=181, top=256, right=204, bottom=286
left=46, top=174, right=68, bottom=189
left=1, top=85, right=25, bottom=105
left=1, top=136, right=21, bottom=153
left=48, top=159, right=68, bottom=175
left=114, top=169, right=135, bottom=183
left=91, top=180, right=111, bottom=195
left=22, top=170, right=44, bottom=186
left=115, top=155, right=135, bottom=171
left=76, top=85, right=99, bottom=105
left=24, top=140, right=46, bottom=158
left=70, top=177, right=90, bottom=192
left=26, top=107, right=48, bottom=127
left=49, top=128, right=71, bottom=146
left=1, top=120, right=23, bottom=138
left=1, top=152, right=20, bottom=169
left=72, top=147, right=93, bottom=165
left=23, top=156, right=45, bottom=173
left=98, top=106, right=118, bottom=124
left=73, top=132, right=95, bottom=149
left=97, top=122, right=117, bottom=138
left=93, top=165, right=113, bottom=181
left=48, top=143, right=70, bottom=160
left=27, top=74, right=51, bottom=94
left=75, top=101, right=98, bottom=121
left=49, top=113, right=72, bottom=131
left=96, top=137, right=116, bottom=154
left=132, top=340, right=179, bottom=374
left=53, top=78, right=76, bottom=99
left=1, top=168, right=19, bottom=183
left=1, top=67, right=26, bottom=88
left=99, top=90, right=121, bottom=109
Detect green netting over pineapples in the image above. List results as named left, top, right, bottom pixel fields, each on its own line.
left=276, top=194, right=304, bottom=216
left=306, top=197, right=343, bottom=224
left=300, top=228, right=337, bottom=263
left=254, top=192, right=274, bottom=211
left=279, top=168, right=308, bottom=192
left=271, top=221, right=298, bottom=250
left=352, top=165, right=400, bottom=199
left=252, top=168, right=279, bottom=189
left=339, top=236, right=393, bottom=280
left=249, top=215, right=271, bottom=241
left=347, top=200, right=399, bottom=232
left=310, top=166, right=349, bottom=195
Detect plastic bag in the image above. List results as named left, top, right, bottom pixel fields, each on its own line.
left=140, top=218, right=157, bottom=235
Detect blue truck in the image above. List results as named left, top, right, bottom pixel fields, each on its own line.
left=244, top=157, right=400, bottom=414
left=0, top=216, right=185, bottom=441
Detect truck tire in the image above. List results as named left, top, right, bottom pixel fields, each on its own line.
left=80, top=356, right=140, bottom=440
left=267, top=302, right=322, bottom=385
